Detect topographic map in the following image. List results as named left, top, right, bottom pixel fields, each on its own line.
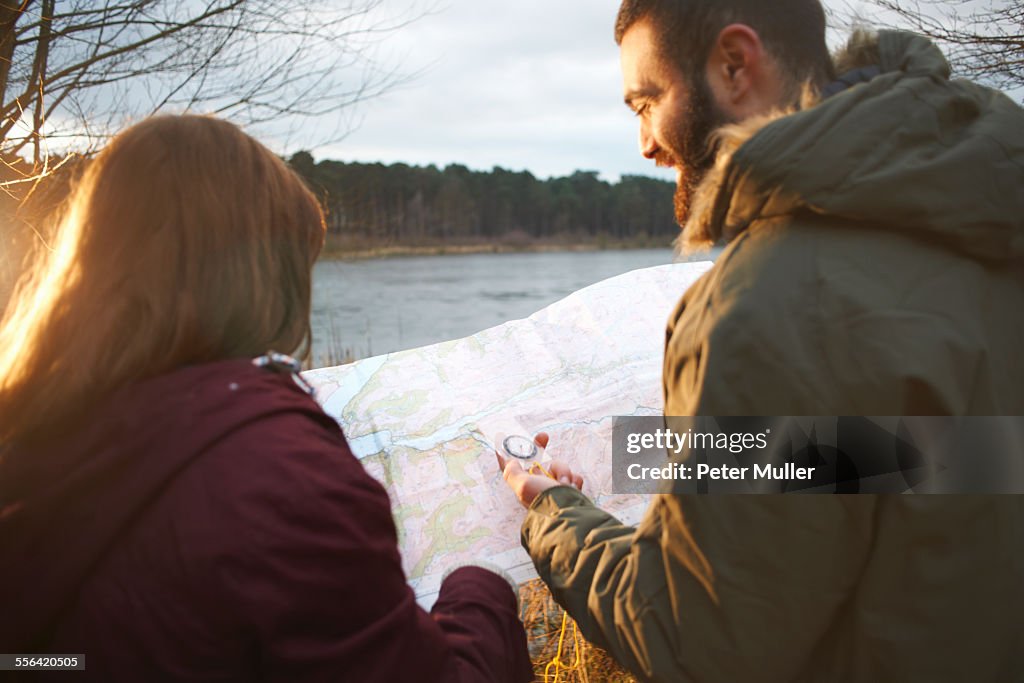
left=303, top=262, right=713, bottom=604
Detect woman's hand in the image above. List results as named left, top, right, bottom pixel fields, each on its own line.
left=497, top=432, right=584, bottom=508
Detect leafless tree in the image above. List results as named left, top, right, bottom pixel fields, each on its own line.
left=851, top=0, right=1023, bottom=96
left=0, top=0, right=422, bottom=169
left=0, top=0, right=423, bottom=307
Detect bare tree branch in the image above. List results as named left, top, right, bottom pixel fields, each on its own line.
left=1, top=0, right=426, bottom=161
left=846, top=0, right=1024, bottom=98
left=1, top=0, right=427, bottom=304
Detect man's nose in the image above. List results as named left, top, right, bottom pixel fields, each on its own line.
left=639, top=123, right=658, bottom=159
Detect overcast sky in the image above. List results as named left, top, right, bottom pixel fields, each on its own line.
left=289, top=0, right=998, bottom=182
left=306, top=0, right=657, bottom=182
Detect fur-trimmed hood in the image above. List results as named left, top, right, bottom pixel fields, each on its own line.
left=682, top=30, right=1024, bottom=263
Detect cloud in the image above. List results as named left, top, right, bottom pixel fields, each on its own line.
left=301, top=0, right=671, bottom=182
left=293, top=0, right=1013, bottom=182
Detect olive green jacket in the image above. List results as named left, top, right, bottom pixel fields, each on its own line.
left=522, top=32, right=1024, bottom=682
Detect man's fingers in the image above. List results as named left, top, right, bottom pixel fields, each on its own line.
left=502, top=458, right=525, bottom=483
left=495, top=451, right=506, bottom=472
left=547, top=460, right=574, bottom=481
left=546, top=460, right=584, bottom=491
left=534, top=432, right=550, bottom=449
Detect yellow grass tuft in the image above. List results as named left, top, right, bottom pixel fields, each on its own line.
left=519, top=579, right=638, bottom=683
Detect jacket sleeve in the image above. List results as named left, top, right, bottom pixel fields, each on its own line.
left=210, top=410, right=531, bottom=683
left=432, top=567, right=534, bottom=682
left=522, top=486, right=876, bottom=682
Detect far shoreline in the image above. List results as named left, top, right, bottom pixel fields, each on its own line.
left=317, top=241, right=677, bottom=262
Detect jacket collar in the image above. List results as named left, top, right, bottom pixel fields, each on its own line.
left=679, top=30, right=955, bottom=256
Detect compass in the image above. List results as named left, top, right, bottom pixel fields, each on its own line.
left=502, top=434, right=538, bottom=461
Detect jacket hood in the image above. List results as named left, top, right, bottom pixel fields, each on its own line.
left=683, top=30, right=1024, bottom=263
left=0, top=358, right=329, bottom=650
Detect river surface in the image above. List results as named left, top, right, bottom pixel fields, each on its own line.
left=309, top=248, right=705, bottom=366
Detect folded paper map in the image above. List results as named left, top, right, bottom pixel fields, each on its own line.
left=303, top=262, right=713, bottom=604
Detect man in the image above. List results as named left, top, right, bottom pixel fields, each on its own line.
left=500, top=0, right=1024, bottom=680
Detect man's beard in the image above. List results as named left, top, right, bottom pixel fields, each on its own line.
left=655, top=73, right=731, bottom=227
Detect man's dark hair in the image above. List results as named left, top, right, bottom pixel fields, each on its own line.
left=615, top=0, right=834, bottom=92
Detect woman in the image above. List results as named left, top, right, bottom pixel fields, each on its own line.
left=0, top=115, right=532, bottom=682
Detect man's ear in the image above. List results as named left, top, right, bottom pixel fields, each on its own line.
left=704, top=23, right=767, bottom=115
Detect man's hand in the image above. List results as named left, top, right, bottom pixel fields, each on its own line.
left=497, top=432, right=584, bottom=508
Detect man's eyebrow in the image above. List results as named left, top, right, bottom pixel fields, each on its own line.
left=623, top=88, right=653, bottom=109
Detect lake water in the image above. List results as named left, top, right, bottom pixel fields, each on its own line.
left=310, top=248, right=692, bottom=366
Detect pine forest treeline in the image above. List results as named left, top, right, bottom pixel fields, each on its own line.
left=288, top=152, right=678, bottom=250
left=0, top=152, right=679, bottom=306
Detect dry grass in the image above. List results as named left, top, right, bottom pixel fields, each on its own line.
left=520, top=579, right=638, bottom=683
left=317, top=233, right=673, bottom=262
left=306, top=314, right=360, bottom=370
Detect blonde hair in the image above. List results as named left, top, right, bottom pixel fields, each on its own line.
left=0, top=115, right=325, bottom=446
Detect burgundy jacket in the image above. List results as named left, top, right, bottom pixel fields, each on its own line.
left=0, top=359, right=532, bottom=682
